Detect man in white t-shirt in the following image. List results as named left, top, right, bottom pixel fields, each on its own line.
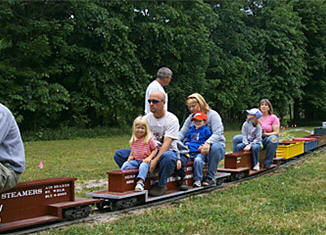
left=144, top=67, right=172, bottom=114
left=114, top=91, right=181, bottom=196
left=145, top=91, right=180, bottom=196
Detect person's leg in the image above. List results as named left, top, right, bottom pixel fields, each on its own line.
left=176, top=155, right=189, bottom=179
left=0, top=163, right=21, bottom=193
left=137, top=162, right=151, bottom=181
left=176, top=155, right=189, bottom=191
left=113, top=149, right=131, bottom=168
left=206, top=142, right=225, bottom=180
left=263, top=135, right=279, bottom=167
left=149, top=151, right=177, bottom=196
left=193, top=153, right=206, bottom=181
left=236, top=143, right=246, bottom=152
left=157, top=151, right=177, bottom=187
left=233, top=135, right=243, bottom=152
left=251, top=143, right=261, bottom=166
left=120, top=160, right=141, bottom=170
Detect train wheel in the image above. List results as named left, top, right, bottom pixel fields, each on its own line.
left=113, top=197, right=139, bottom=210
left=96, top=199, right=113, bottom=211
left=63, top=206, right=91, bottom=220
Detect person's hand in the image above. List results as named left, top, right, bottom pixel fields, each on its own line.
left=143, top=156, right=152, bottom=163
left=244, top=145, right=251, bottom=151
left=176, top=159, right=181, bottom=170
left=127, top=156, right=134, bottom=162
left=149, top=158, right=159, bottom=173
left=200, top=143, right=210, bottom=155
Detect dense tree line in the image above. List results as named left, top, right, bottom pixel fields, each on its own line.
left=0, top=0, right=325, bottom=131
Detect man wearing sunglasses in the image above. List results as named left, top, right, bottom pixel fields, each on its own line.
left=114, top=91, right=180, bottom=196
left=145, top=91, right=180, bottom=196
left=144, top=67, right=172, bottom=114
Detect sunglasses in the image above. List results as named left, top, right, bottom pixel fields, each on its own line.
left=148, top=99, right=163, bottom=104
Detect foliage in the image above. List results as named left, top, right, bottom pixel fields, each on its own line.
left=0, top=0, right=325, bottom=132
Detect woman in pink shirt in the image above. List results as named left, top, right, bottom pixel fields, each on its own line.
left=258, top=99, right=280, bottom=168
left=232, top=99, right=279, bottom=168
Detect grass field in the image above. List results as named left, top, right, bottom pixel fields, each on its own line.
left=21, top=127, right=313, bottom=183
left=42, top=148, right=326, bottom=234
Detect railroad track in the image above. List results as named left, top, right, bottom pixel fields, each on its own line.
left=8, top=146, right=325, bottom=235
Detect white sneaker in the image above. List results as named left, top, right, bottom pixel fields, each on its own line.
left=253, top=163, right=260, bottom=171
left=193, top=180, right=201, bottom=187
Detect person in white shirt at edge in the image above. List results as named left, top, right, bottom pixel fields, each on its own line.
left=144, top=67, right=172, bottom=114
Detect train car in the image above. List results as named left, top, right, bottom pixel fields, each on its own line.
left=292, top=137, right=318, bottom=152
left=0, top=177, right=99, bottom=232
left=314, top=126, right=326, bottom=135
left=87, top=161, right=230, bottom=210
left=217, top=150, right=278, bottom=180
left=304, top=134, right=326, bottom=147
left=276, top=141, right=304, bottom=160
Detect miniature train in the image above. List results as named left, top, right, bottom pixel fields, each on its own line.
left=0, top=177, right=99, bottom=232
left=1, top=126, right=325, bottom=232
left=88, top=127, right=326, bottom=211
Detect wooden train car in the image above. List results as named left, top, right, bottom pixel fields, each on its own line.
left=0, top=177, right=99, bottom=232
left=88, top=161, right=230, bottom=210
left=218, top=150, right=278, bottom=180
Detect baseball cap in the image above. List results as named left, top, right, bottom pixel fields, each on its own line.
left=191, top=112, right=207, bottom=121
left=246, top=108, right=262, bottom=118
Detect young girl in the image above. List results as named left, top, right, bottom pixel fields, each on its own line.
left=235, top=108, right=263, bottom=171
left=120, top=116, right=157, bottom=191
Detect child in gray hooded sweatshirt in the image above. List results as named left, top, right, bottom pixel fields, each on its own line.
left=235, top=108, right=263, bottom=171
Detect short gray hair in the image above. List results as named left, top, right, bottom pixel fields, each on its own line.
left=157, top=67, right=172, bottom=79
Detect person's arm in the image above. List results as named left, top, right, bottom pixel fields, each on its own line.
left=205, top=111, right=224, bottom=144
left=178, top=115, right=192, bottom=141
left=143, top=148, right=158, bottom=163
left=200, top=111, right=224, bottom=155
left=149, top=136, right=173, bottom=173
left=0, top=109, right=11, bottom=143
left=127, top=151, right=134, bottom=162
left=242, top=123, right=251, bottom=151
left=252, top=125, right=263, bottom=144
left=263, top=124, right=280, bottom=136
left=242, top=123, right=249, bottom=145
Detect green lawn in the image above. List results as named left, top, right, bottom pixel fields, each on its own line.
left=22, top=127, right=311, bottom=183
left=43, top=148, right=326, bottom=234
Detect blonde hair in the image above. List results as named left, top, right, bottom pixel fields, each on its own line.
left=187, top=93, right=211, bottom=113
left=259, top=99, right=274, bottom=115
left=129, top=116, right=152, bottom=144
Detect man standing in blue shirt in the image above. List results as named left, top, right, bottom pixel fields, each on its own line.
left=0, top=103, right=25, bottom=192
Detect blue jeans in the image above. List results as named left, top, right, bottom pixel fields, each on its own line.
left=121, top=160, right=150, bottom=181
left=232, top=134, right=243, bottom=153
left=114, top=149, right=131, bottom=168
left=236, top=143, right=261, bottom=166
left=192, top=142, right=225, bottom=181
left=114, top=149, right=178, bottom=187
left=232, top=134, right=279, bottom=166
left=263, top=135, right=279, bottom=166
left=176, top=155, right=190, bottom=179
